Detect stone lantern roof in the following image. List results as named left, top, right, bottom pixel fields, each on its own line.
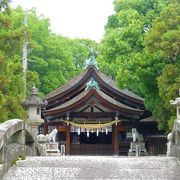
left=22, top=86, right=47, bottom=109
left=170, top=89, right=180, bottom=106
left=170, top=97, right=180, bottom=106
left=170, top=89, right=180, bottom=120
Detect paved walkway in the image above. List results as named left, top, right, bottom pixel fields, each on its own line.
left=3, top=156, right=180, bottom=180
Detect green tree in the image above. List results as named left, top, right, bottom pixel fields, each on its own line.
left=0, top=3, right=26, bottom=122
left=140, top=1, right=180, bottom=130
left=99, top=0, right=179, bottom=131
left=68, top=38, right=98, bottom=69
left=98, top=0, right=168, bottom=94
left=12, top=7, right=99, bottom=95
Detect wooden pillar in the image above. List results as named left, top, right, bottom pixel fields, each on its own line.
left=44, top=123, right=48, bottom=135
left=113, top=124, right=119, bottom=155
left=66, top=125, right=70, bottom=155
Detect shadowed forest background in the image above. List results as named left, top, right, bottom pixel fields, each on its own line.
left=0, top=0, right=179, bottom=132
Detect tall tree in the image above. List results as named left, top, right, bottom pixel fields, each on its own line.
left=142, top=1, right=180, bottom=130
left=12, top=7, right=99, bottom=95
left=0, top=2, right=26, bottom=122
left=98, top=0, right=168, bottom=95
left=98, top=0, right=179, bottom=131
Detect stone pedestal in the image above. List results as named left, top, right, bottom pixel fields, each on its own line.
left=27, top=119, right=44, bottom=136
left=36, top=134, right=48, bottom=156
left=128, top=142, right=147, bottom=156
left=167, top=143, right=180, bottom=159
left=46, top=142, right=60, bottom=156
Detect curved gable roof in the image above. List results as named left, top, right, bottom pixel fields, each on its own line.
left=44, top=65, right=144, bottom=106
left=43, top=88, right=143, bottom=116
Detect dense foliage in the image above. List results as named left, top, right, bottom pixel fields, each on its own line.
left=0, top=0, right=179, bottom=131
left=0, top=1, right=98, bottom=122
left=12, top=7, right=98, bottom=95
left=98, top=0, right=180, bottom=131
left=0, top=0, right=26, bottom=122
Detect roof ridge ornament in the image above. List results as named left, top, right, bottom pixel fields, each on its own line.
left=31, top=85, right=38, bottom=95
left=85, top=77, right=100, bottom=91
left=84, top=56, right=99, bottom=70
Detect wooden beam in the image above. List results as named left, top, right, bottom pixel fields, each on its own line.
left=94, top=105, right=105, bottom=112
left=79, top=105, right=90, bottom=112
left=91, top=106, right=94, bottom=112
left=71, top=112, right=115, bottom=118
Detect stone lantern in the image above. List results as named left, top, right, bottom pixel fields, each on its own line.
left=167, top=89, right=180, bottom=158
left=22, top=86, right=47, bottom=135
left=170, top=89, right=180, bottom=120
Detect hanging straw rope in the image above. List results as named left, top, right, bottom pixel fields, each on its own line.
left=63, top=120, right=120, bottom=129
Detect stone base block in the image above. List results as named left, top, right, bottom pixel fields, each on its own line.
left=46, top=149, right=60, bottom=156
left=169, top=145, right=180, bottom=160
left=46, top=142, right=60, bottom=156
left=128, top=151, right=148, bottom=156
left=128, top=142, right=147, bottom=156
left=130, top=142, right=146, bottom=149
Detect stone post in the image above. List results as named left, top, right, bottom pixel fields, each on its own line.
left=1, top=135, right=8, bottom=175
left=0, top=136, right=6, bottom=173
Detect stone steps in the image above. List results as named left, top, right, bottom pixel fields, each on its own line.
left=3, top=156, right=180, bottom=180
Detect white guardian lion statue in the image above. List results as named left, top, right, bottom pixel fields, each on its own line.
left=46, top=128, right=58, bottom=142
left=132, top=128, right=143, bottom=142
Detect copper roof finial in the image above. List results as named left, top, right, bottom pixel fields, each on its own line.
left=84, top=56, right=99, bottom=70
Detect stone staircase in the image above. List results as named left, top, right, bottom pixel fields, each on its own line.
left=3, top=156, right=180, bottom=180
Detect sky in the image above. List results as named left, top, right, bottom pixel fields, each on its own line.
left=11, top=0, right=115, bottom=42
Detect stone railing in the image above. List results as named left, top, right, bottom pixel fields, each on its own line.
left=0, top=119, right=41, bottom=179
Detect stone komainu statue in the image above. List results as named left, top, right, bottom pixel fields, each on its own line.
left=46, top=128, right=58, bottom=142
left=132, top=128, right=143, bottom=142
left=36, top=128, right=58, bottom=143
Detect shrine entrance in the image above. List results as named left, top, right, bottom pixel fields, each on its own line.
left=70, top=132, right=113, bottom=155
left=55, top=124, right=116, bottom=155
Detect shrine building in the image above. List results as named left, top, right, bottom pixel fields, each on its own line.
left=41, top=59, right=166, bottom=156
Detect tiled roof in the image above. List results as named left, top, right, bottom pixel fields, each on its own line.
left=43, top=89, right=143, bottom=115
left=140, top=116, right=157, bottom=122
left=43, top=68, right=88, bottom=100
left=43, top=66, right=144, bottom=103
left=96, top=70, right=144, bottom=101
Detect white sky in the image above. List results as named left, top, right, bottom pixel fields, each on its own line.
left=11, top=0, right=114, bottom=42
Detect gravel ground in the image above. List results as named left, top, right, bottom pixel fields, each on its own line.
left=3, top=156, right=180, bottom=180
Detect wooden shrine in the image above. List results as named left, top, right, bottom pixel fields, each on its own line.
left=41, top=58, right=166, bottom=156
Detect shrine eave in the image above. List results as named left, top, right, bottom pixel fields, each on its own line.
left=43, top=68, right=89, bottom=100
left=42, top=89, right=144, bottom=117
